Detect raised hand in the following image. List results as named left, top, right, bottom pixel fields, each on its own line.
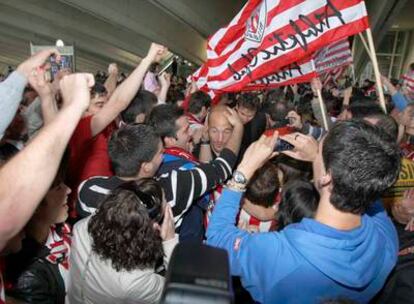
left=159, top=72, right=171, bottom=88
left=311, top=77, right=322, bottom=94
left=17, top=48, right=60, bottom=79
left=237, top=132, right=279, bottom=181
left=145, top=43, right=167, bottom=63
left=159, top=204, right=176, bottom=241
left=59, top=73, right=95, bottom=111
left=281, top=133, right=319, bottom=162
left=108, top=63, right=119, bottom=75
left=28, top=67, right=53, bottom=98
left=224, top=107, right=243, bottom=129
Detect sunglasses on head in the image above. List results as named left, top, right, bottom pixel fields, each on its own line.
left=117, top=182, right=164, bottom=224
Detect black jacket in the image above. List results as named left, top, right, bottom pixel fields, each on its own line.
left=6, top=237, right=66, bottom=304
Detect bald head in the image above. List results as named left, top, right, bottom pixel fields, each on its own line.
left=208, top=105, right=233, bottom=154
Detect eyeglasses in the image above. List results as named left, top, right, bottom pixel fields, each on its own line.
left=116, top=182, right=164, bottom=224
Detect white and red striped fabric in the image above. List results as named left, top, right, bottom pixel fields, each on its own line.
left=199, top=0, right=368, bottom=93
left=242, top=58, right=316, bottom=91
left=402, top=70, right=414, bottom=95
left=321, top=65, right=348, bottom=86
left=314, top=39, right=353, bottom=74
left=45, top=223, right=71, bottom=287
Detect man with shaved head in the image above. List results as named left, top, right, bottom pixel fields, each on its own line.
left=208, top=105, right=235, bottom=156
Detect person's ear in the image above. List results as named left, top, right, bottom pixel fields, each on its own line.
left=318, top=170, right=332, bottom=190
left=164, top=136, right=176, bottom=147
left=141, top=161, right=154, bottom=176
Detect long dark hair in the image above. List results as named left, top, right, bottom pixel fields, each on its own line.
left=88, top=178, right=164, bottom=272
left=276, top=179, right=319, bottom=230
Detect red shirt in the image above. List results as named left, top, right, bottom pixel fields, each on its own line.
left=67, top=116, right=115, bottom=199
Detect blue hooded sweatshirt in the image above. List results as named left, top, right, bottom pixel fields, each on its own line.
left=206, top=189, right=398, bottom=304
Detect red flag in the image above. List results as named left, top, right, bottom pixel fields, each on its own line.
left=203, top=0, right=369, bottom=92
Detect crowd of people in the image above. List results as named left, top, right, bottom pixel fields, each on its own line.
left=0, top=41, right=413, bottom=304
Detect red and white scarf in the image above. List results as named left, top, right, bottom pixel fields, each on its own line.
left=164, top=147, right=199, bottom=163
left=205, top=187, right=281, bottom=232
left=45, top=223, right=71, bottom=288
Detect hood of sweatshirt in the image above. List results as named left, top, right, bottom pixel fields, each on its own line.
left=283, top=214, right=397, bottom=288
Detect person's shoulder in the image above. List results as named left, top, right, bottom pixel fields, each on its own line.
left=73, top=217, right=90, bottom=233
left=80, top=175, right=121, bottom=193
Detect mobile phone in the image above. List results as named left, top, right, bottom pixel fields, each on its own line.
left=49, top=55, right=72, bottom=80
left=158, top=59, right=174, bottom=76
left=274, top=138, right=294, bottom=152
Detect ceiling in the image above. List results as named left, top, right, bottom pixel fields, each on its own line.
left=0, top=0, right=244, bottom=73
left=0, top=0, right=412, bottom=75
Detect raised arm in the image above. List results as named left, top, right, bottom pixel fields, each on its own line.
left=0, top=49, right=60, bottom=139
left=381, top=75, right=408, bottom=112
left=104, top=63, right=119, bottom=97
left=206, top=133, right=278, bottom=275
left=0, top=73, right=94, bottom=250
left=157, top=72, right=171, bottom=104
left=91, top=43, right=167, bottom=136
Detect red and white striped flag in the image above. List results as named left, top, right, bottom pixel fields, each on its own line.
left=201, top=0, right=369, bottom=93
left=314, top=39, right=353, bottom=74
left=241, top=58, right=316, bottom=91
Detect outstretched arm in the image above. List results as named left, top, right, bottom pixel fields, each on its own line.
left=0, top=49, right=60, bottom=139
left=91, top=43, right=167, bottom=136
left=0, top=73, right=94, bottom=251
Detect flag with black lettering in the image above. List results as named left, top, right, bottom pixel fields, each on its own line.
left=202, top=0, right=369, bottom=92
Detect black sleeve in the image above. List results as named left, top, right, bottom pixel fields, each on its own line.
left=158, top=148, right=236, bottom=225
left=76, top=178, right=110, bottom=219
left=8, top=261, right=63, bottom=304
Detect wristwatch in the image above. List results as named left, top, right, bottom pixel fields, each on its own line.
left=232, top=170, right=248, bottom=185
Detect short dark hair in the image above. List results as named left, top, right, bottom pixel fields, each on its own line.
left=237, top=93, right=260, bottom=112
left=88, top=179, right=164, bottom=272
left=366, top=114, right=398, bottom=140
left=273, top=155, right=312, bottom=184
left=349, top=98, right=383, bottom=119
left=108, top=124, right=160, bottom=177
left=147, top=104, right=184, bottom=139
left=265, top=100, right=291, bottom=122
left=322, top=120, right=401, bottom=214
left=121, top=90, right=157, bottom=124
left=245, top=162, right=280, bottom=208
left=276, top=179, right=319, bottom=230
left=90, top=82, right=107, bottom=97
left=188, top=91, right=211, bottom=115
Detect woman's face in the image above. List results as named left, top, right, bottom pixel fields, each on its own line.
left=41, top=182, right=71, bottom=224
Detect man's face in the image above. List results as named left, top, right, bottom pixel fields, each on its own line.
left=87, top=93, right=108, bottom=115
left=174, top=116, right=192, bottom=150
left=208, top=112, right=233, bottom=154
left=236, top=105, right=256, bottom=125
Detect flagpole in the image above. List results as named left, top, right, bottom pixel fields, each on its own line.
left=316, top=88, right=329, bottom=131
left=351, top=38, right=357, bottom=84
left=358, top=33, right=374, bottom=62
left=365, top=29, right=387, bottom=113
left=311, top=60, right=329, bottom=131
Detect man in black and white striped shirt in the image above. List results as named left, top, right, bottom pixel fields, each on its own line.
left=148, top=104, right=243, bottom=241
left=77, top=107, right=243, bottom=241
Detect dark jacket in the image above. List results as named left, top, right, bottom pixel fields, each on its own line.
left=6, top=236, right=66, bottom=304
